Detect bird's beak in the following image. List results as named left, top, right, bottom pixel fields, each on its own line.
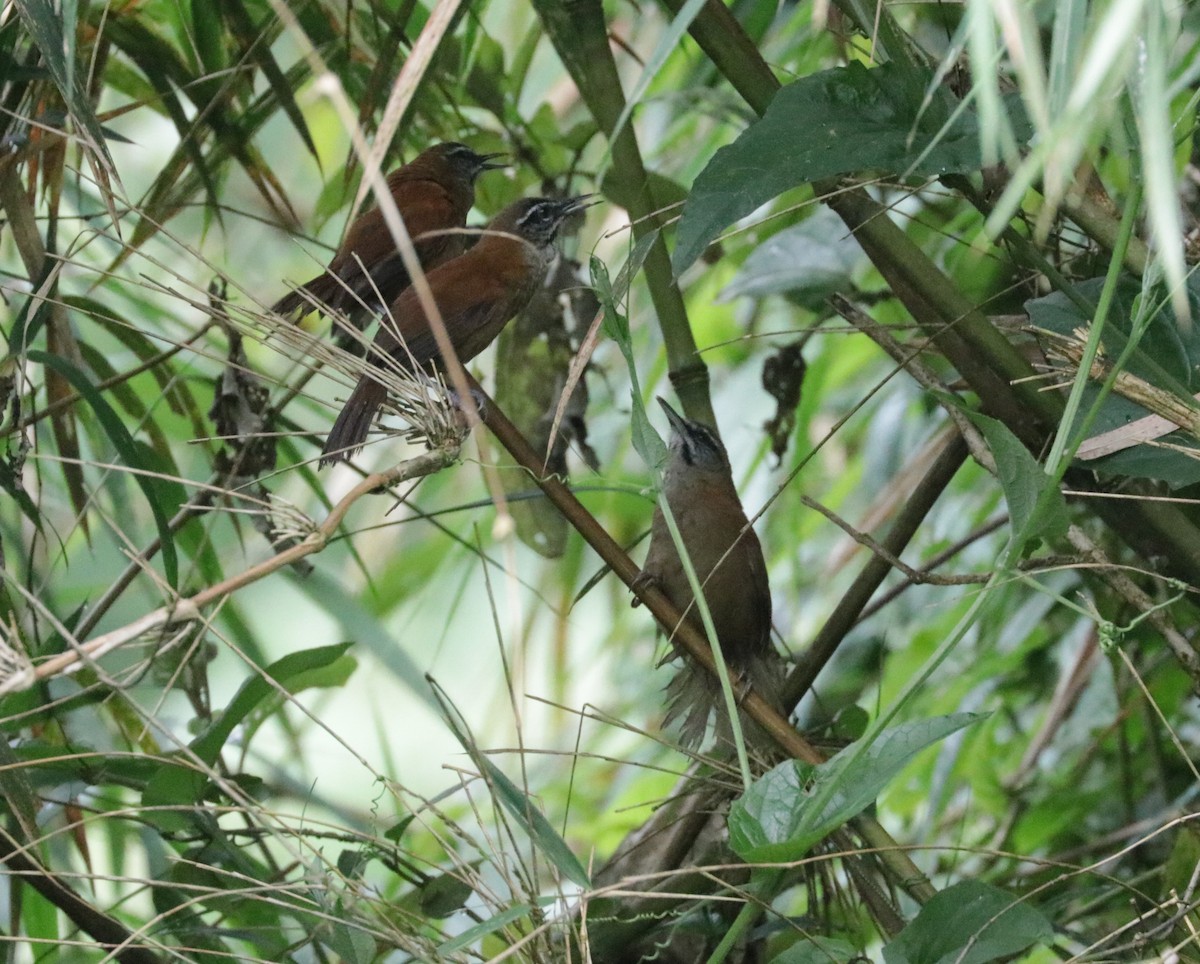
left=478, top=152, right=508, bottom=171
left=657, top=396, right=688, bottom=435
left=562, top=193, right=600, bottom=215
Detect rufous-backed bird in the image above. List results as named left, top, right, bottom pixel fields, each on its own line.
left=319, top=194, right=592, bottom=465
left=272, top=142, right=503, bottom=319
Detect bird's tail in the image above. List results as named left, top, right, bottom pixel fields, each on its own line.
left=320, top=379, right=386, bottom=467
left=272, top=272, right=356, bottom=318
left=272, top=277, right=322, bottom=318
left=663, top=652, right=785, bottom=756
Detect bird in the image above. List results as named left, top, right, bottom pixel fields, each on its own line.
left=634, top=397, right=780, bottom=750
left=271, top=142, right=505, bottom=320
left=320, top=194, right=592, bottom=465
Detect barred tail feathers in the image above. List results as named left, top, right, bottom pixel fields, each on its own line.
left=663, top=653, right=785, bottom=753
left=320, top=379, right=386, bottom=467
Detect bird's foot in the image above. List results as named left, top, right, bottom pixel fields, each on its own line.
left=629, top=569, right=659, bottom=608
left=446, top=386, right=488, bottom=424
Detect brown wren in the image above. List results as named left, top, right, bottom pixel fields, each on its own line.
left=320, top=195, right=592, bottom=465
left=635, top=397, right=779, bottom=749
left=272, top=142, right=504, bottom=319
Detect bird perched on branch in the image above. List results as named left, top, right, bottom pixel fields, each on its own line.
left=271, top=142, right=504, bottom=319
left=635, top=398, right=780, bottom=750
left=319, top=194, right=592, bottom=465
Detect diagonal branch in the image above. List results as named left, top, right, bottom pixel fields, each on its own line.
left=0, top=827, right=163, bottom=964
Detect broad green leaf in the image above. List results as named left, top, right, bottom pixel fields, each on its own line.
left=968, top=412, right=1068, bottom=552
left=882, top=880, right=1053, bottom=964
left=418, top=870, right=475, bottom=918
left=719, top=207, right=864, bottom=308
left=322, top=919, right=376, bottom=964
left=673, top=61, right=1031, bottom=271
left=773, top=936, right=861, bottom=964
left=729, top=713, right=983, bottom=862
left=143, top=644, right=354, bottom=829
left=190, top=643, right=356, bottom=765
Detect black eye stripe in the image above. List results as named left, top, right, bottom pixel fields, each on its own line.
left=517, top=204, right=556, bottom=228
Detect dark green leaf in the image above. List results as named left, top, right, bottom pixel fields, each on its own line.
left=719, top=207, right=864, bottom=308
left=322, top=921, right=375, bottom=964
left=773, top=936, right=860, bottom=964
left=14, top=0, right=120, bottom=186
left=730, top=714, right=983, bottom=862
left=418, top=871, right=474, bottom=918
left=190, top=642, right=355, bottom=765
left=968, top=412, right=1069, bottom=552
left=882, top=880, right=1053, bottom=964
left=674, top=62, right=1031, bottom=271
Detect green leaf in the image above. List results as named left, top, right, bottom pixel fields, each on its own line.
left=14, top=0, right=119, bottom=185
left=418, top=870, right=475, bottom=918
left=190, top=643, right=356, bottom=765
left=729, top=713, right=983, bottom=862
left=322, top=922, right=375, bottom=964
left=1028, top=276, right=1200, bottom=487
left=719, top=207, right=864, bottom=308
left=483, top=757, right=590, bottom=888
left=437, top=693, right=590, bottom=888
left=28, top=350, right=179, bottom=588
left=190, top=0, right=226, bottom=77
left=968, top=412, right=1069, bottom=553
left=436, top=899, right=556, bottom=955
left=673, top=61, right=1031, bottom=271
left=773, top=936, right=861, bottom=964
left=882, top=880, right=1053, bottom=964
left=143, top=644, right=355, bottom=829
left=591, top=240, right=666, bottom=472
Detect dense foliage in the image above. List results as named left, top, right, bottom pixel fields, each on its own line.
left=1, top=0, right=1198, bottom=960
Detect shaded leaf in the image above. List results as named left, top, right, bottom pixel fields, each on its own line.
left=143, top=644, right=355, bottom=830
left=883, top=880, right=1052, bottom=964
left=719, top=207, right=864, bottom=308
left=773, top=936, right=860, bottom=964
left=730, top=714, right=983, bottom=862
left=674, top=61, right=1031, bottom=271
left=968, top=412, right=1069, bottom=553
left=1029, top=276, right=1200, bottom=486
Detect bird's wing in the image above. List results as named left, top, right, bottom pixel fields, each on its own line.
left=369, top=248, right=515, bottom=371
left=333, top=180, right=460, bottom=275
